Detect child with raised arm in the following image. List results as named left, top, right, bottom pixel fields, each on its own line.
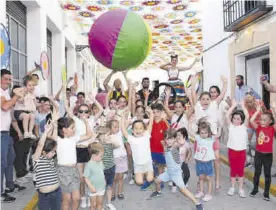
left=121, top=107, right=154, bottom=186
left=226, top=100, right=249, bottom=198
left=149, top=129, right=203, bottom=210
left=249, top=102, right=276, bottom=201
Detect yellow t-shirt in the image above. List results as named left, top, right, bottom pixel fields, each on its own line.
left=108, top=90, right=128, bottom=100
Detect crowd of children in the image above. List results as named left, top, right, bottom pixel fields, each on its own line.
left=2, top=67, right=276, bottom=210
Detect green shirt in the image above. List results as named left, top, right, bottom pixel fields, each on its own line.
left=83, top=160, right=106, bottom=192
left=102, top=143, right=115, bottom=170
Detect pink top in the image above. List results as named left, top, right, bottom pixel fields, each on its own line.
left=24, top=93, right=36, bottom=112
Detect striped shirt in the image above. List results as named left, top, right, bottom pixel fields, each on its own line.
left=102, top=143, right=115, bottom=170
left=33, top=156, right=59, bottom=189
left=165, top=147, right=180, bottom=164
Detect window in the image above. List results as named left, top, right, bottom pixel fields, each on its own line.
left=6, top=1, right=27, bottom=86
left=47, top=29, right=53, bottom=94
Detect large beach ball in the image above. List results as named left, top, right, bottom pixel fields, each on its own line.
left=89, top=9, right=152, bottom=71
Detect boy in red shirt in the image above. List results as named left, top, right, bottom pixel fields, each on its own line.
left=141, top=103, right=169, bottom=190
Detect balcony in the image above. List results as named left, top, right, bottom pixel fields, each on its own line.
left=223, top=0, right=273, bottom=32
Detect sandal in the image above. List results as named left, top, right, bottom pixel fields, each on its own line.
left=111, top=194, right=115, bottom=201
left=216, top=185, right=221, bottom=191
left=118, top=193, right=124, bottom=200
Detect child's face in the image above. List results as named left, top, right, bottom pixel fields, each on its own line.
left=63, top=123, right=76, bottom=137
left=136, top=101, right=143, bottom=106
left=45, top=148, right=56, bottom=159
left=135, top=94, right=141, bottom=101
left=260, top=114, right=272, bottom=127
left=174, top=102, right=184, bottom=115
left=110, top=121, right=119, bottom=134
left=176, top=132, right=186, bottom=145
left=117, top=97, right=127, bottom=109
left=200, top=94, right=211, bottom=109
left=165, top=137, right=175, bottom=147
left=153, top=109, right=162, bottom=121
left=209, top=88, right=219, bottom=100
left=26, top=80, right=35, bottom=93
left=136, top=107, right=145, bottom=119
left=232, top=114, right=242, bottom=126
left=92, top=151, right=104, bottom=162
left=109, top=99, right=117, bottom=110
left=133, top=122, right=145, bottom=137
left=92, top=106, right=99, bottom=115
left=199, top=129, right=209, bottom=139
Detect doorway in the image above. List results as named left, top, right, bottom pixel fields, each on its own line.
left=262, top=58, right=270, bottom=109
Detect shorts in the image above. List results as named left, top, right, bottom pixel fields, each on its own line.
left=88, top=190, right=105, bottom=197
left=14, top=110, right=30, bottom=121
left=134, top=161, right=153, bottom=174
left=104, top=166, right=115, bottom=188
left=196, top=161, right=214, bottom=177
left=114, top=156, right=128, bottom=173
left=158, top=170, right=186, bottom=189
left=213, top=137, right=220, bottom=151
left=151, top=152, right=166, bottom=166
left=76, top=147, right=90, bottom=163
left=57, top=166, right=80, bottom=193
left=228, top=149, right=246, bottom=177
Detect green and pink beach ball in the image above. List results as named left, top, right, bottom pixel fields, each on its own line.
left=89, top=9, right=152, bottom=71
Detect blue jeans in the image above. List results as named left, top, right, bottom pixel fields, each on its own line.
left=1, top=132, right=15, bottom=193
left=38, top=187, right=62, bottom=210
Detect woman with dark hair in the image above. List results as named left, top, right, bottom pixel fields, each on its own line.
left=160, top=55, right=200, bottom=102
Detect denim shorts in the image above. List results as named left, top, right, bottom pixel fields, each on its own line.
left=104, top=166, right=115, bottom=188
left=151, top=152, right=166, bottom=165
left=196, top=161, right=214, bottom=177
left=38, top=187, right=62, bottom=210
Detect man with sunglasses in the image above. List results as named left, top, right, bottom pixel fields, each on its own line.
left=235, top=75, right=261, bottom=103
left=1, top=69, right=26, bottom=203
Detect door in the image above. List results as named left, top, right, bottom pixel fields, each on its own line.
left=262, top=58, right=270, bottom=109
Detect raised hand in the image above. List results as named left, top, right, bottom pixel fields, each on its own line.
left=221, top=75, right=228, bottom=84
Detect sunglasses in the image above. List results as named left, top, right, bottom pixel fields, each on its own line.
left=78, top=110, right=89, bottom=114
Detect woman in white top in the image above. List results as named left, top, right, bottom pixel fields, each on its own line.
left=160, top=55, right=200, bottom=102
left=191, top=75, right=228, bottom=190
left=65, top=92, right=100, bottom=208
left=226, top=100, right=249, bottom=198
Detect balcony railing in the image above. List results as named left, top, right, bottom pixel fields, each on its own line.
left=223, top=0, right=273, bottom=32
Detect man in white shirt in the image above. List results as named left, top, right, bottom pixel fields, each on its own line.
left=1, top=69, right=26, bottom=203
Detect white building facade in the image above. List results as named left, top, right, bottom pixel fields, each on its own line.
left=202, top=0, right=276, bottom=104
left=0, top=0, right=96, bottom=96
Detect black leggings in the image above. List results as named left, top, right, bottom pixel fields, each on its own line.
left=173, top=162, right=190, bottom=186
left=253, top=151, right=273, bottom=196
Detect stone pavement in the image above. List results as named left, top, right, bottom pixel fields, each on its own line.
left=2, top=159, right=276, bottom=210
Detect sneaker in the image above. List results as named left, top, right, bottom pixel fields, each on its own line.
left=107, top=203, right=116, bottom=210
left=5, top=184, right=26, bottom=193
left=80, top=197, right=87, bottom=208
left=238, top=189, right=246, bottom=198
left=202, top=194, right=212, bottom=202
left=15, top=177, right=29, bottom=184
left=129, top=179, right=135, bottom=185
left=249, top=189, right=258, bottom=197
left=168, top=181, right=173, bottom=187
left=29, top=133, right=37, bottom=140
left=263, top=193, right=270, bottom=201
left=245, top=163, right=253, bottom=168
left=24, top=132, right=30, bottom=139
left=118, top=193, right=124, bottom=200
left=87, top=197, right=91, bottom=207
left=195, top=191, right=204, bottom=199
left=171, top=186, right=177, bottom=193
left=227, top=187, right=236, bottom=196
left=196, top=203, right=204, bottom=210
left=1, top=193, right=16, bottom=203
left=150, top=191, right=163, bottom=198
left=140, top=181, right=152, bottom=191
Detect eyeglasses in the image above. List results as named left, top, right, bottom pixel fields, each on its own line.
left=78, top=110, right=89, bottom=114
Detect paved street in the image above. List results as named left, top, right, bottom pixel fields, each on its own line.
left=2, top=161, right=276, bottom=210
